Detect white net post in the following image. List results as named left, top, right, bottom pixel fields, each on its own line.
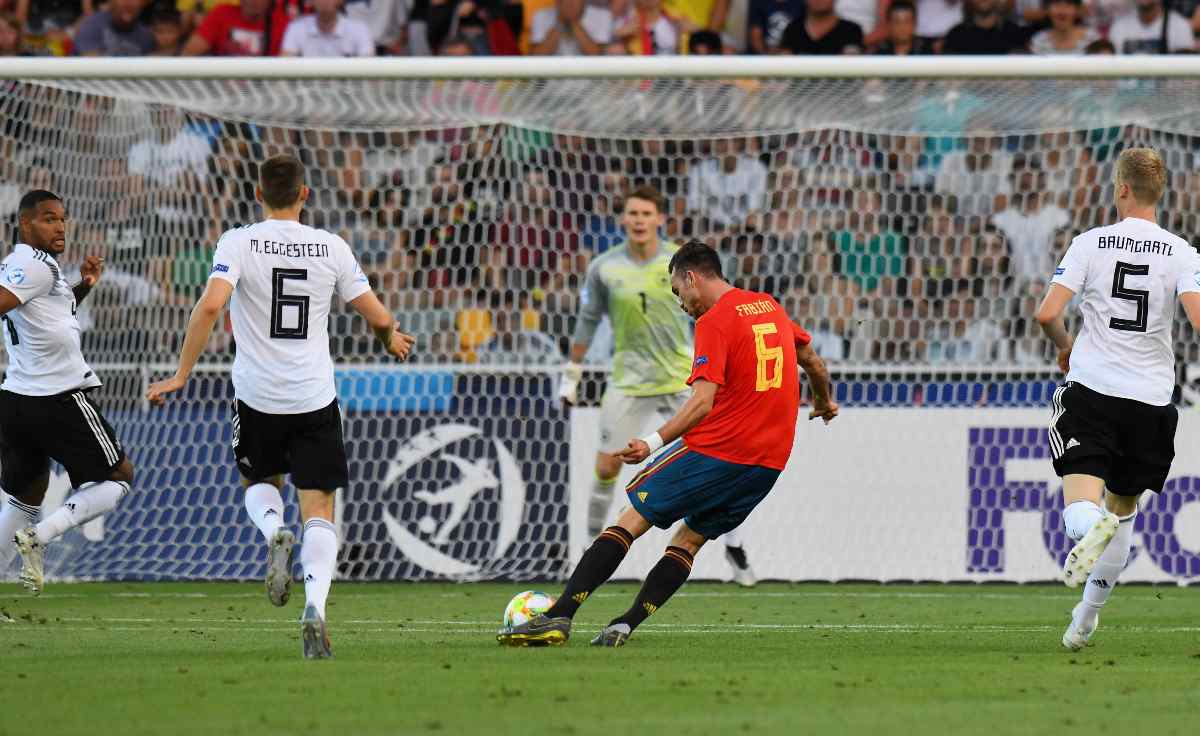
left=2, top=58, right=1200, bottom=583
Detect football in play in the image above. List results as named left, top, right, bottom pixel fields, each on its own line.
left=503, top=590, right=556, bottom=628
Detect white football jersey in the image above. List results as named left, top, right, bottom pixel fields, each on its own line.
left=1052, top=217, right=1200, bottom=406
left=209, top=219, right=372, bottom=414
left=0, top=244, right=101, bottom=396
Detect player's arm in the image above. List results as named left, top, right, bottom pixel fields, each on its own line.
left=561, top=261, right=608, bottom=405
left=347, top=290, right=415, bottom=361
left=146, top=279, right=233, bottom=405
left=1035, top=283, right=1076, bottom=374
left=1181, top=293, right=1200, bottom=332
left=614, top=379, right=719, bottom=464
left=72, top=255, right=104, bottom=305
left=798, top=342, right=838, bottom=424
left=0, top=285, right=19, bottom=317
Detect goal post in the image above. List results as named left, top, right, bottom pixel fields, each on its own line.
left=2, top=57, right=1199, bottom=585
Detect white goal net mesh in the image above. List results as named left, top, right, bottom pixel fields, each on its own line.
left=2, top=73, right=1200, bottom=583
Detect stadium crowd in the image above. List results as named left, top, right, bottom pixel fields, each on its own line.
left=3, top=77, right=1199, bottom=370
left=0, top=0, right=1199, bottom=57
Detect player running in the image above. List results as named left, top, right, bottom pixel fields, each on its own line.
left=0, top=190, right=136, bottom=595
left=500, top=241, right=837, bottom=647
left=561, top=185, right=758, bottom=586
left=1035, top=147, right=1200, bottom=651
left=146, top=155, right=414, bottom=659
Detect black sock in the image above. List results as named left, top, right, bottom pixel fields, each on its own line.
left=544, top=526, right=633, bottom=620
left=611, top=546, right=694, bottom=631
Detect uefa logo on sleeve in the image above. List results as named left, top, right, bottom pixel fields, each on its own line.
left=5, top=267, right=25, bottom=285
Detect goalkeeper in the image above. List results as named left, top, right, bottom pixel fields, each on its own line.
left=560, top=185, right=756, bottom=586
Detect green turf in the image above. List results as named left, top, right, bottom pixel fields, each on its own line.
left=1, top=581, right=1197, bottom=736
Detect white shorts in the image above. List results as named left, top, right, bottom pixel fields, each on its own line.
left=597, top=390, right=689, bottom=454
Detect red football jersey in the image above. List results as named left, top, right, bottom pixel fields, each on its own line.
left=684, top=289, right=811, bottom=470
left=196, top=6, right=289, bottom=57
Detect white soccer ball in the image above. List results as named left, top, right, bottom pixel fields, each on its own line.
left=503, top=590, right=555, bottom=628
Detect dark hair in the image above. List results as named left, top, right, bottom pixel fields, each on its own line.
left=625, top=184, right=665, bottom=213
left=1085, top=38, right=1115, bottom=54
left=18, top=190, right=61, bottom=217
left=259, top=154, right=305, bottom=210
left=887, top=0, right=916, bottom=16
left=151, top=8, right=183, bottom=25
left=688, top=30, right=723, bottom=55
left=668, top=240, right=724, bottom=280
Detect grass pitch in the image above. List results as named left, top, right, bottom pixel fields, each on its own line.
left=1, top=581, right=1197, bottom=736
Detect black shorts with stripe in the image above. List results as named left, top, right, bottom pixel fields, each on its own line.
left=232, top=398, right=348, bottom=491
left=1048, top=381, right=1178, bottom=496
left=0, top=388, right=127, bottom=491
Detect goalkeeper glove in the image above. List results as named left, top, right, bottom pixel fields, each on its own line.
left=559, top=362, right=583, bottom=405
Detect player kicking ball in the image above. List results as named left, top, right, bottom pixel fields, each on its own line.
left=1035, top=147, right=1200, bottom=651
left=0, top=191, right=136, bottom=595
left=146, top=155, right=414, bottom=658
left=560, top=185, right=757, bottom=585
left=498, top=241, right=837, bottom=647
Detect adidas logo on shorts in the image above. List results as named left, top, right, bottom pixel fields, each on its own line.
left=1066, top=438, right=1081, bottom=450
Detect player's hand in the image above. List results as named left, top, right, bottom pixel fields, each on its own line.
left=146, top=375, right=187, bottom=406
left=808, top=398, right=839, bottom=425
left=1057, top=346, right=1071, bottom=374
left=388, top=329, right=416, bottom=361
left=558, top=362, right=582, bottom=408
left=80, top=255, right=104, bottom=286
left=614, top=439, right=651, bottom=464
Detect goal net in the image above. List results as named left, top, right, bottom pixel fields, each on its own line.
left=3, top=59, right=1200, bottom=584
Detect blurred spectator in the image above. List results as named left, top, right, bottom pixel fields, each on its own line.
left=687, top=27, right=722, bottom=51
left=75, top=0, right=155, bottom=56
left=747, top=0, right=803, bottom=53
left=0, top=10, right=26, bottom=54
left=149, top=7, right=186, bottom=54
left=615, top=0, right=684, bottom=53
left=914, top=0, right=961, bottom=43
left=182, top=0, right=289, bottom=55
left=934, top=131, right=1012, bottom=216
left=836, top=0, right=887, bottom=41
left=872, top=0, right=933, bottom=53
left=991, top=164, right=1069, bottom=288
left=940, top=0, right=1028, bottom=54
left=176, top=0, right=238, bottom=35
left=21, top=0, right=94, bottom=55
left=438, top=32, right=476, bottom=52
left=345, top=0, right=417, bottom=54
left=282, top=0, right=376, bottom=55
left=686, top=139, right=767, bottom=230
left=1108, top=0, right=1195, bottom=54
left=664, top=0, right=728, bottom=33
left=1084, top=37, right=1115, bottom=53
left=428, top=0, right=521, bottom=56
left=781, top=0, right=864, bottom=54
left=530, top=0, right=612, bottom=54
left=1029, top=0, right=1097, bottom=54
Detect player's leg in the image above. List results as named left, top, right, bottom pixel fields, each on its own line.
left=2, top=470, right=49, bottom=584
left=0, top=395, right=50, bottom=570
left=592, top=522, right=707, bottom=647
left=655, top=390, right=756, bottom=586
left=288, top=399, right=349, bottom=660
left=721, top=526, right=756, bottom=588
left=297, top=488, right=337, bottom=660
left=1049, top=384, right=1119, bottom=586
left=1064, top=490, right=1139, bottom=650
left=19, top=391, right=134, bottom=594
left=1064, top=401, right=1176, bottom=649
left=232, top=400, right=296, bottom=607
left=499, top=505, right=653, bottom=646
left=588, top=389, right=640, bottom=537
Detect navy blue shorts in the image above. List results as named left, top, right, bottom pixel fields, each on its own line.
left=625, top=440, right=781, bottom=539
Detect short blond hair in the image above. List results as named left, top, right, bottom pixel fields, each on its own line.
left=1116, top=147, right=1167, bottom=206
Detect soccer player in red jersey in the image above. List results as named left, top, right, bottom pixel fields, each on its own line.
left=498, top=241, right=837, bottom=647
